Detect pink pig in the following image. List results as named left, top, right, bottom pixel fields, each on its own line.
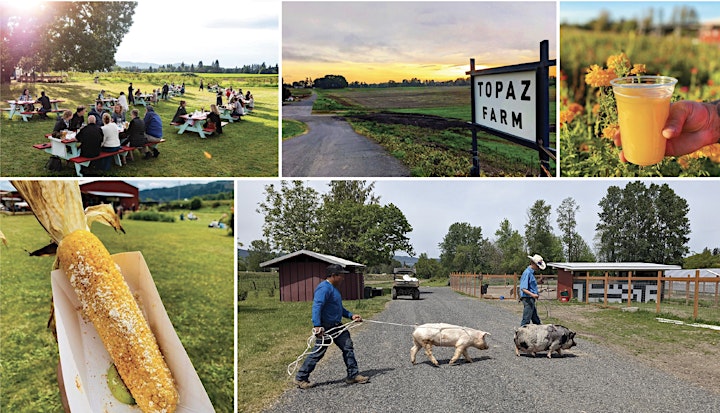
left=410, top=323, right=490, bottom=366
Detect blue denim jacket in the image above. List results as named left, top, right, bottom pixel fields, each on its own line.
left=312, top=280, right=353, bottom=327
left=519, top=266, right=539, bottom=298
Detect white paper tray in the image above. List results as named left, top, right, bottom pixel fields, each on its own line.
left=52, top=251, right=214, bottom=412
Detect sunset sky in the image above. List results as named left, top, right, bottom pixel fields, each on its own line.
left=282, top=1, right=557, bottom=84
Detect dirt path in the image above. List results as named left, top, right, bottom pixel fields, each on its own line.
left=281, top=93, right=410, bottom=177
left=265, top=287, right=720, bottom=412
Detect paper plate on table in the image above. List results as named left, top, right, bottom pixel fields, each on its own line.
left=52, top=251, right=214, bottom=413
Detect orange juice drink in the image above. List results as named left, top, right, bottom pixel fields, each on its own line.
left=610, top=76, right=677, bottom=166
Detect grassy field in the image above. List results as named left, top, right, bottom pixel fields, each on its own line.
left=1, top=72, right=278, bottom=177
left=0, top=209, right=235, bottom=412
left=298, top=87, right=556, bottom=176
left=238, top=272, right=391, bottom=413
left=281, top=119, right=307, bottom=141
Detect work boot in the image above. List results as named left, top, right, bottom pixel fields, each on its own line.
left=344, top=374, right=369, bottom=385
left=293, top=379, right=314, bottom=389
left=152, top=147, right=159, bottom=158
left=143, top=151, right=153, bottom=160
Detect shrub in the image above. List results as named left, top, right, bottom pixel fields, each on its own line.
left=128, top=211, right=176, bottom=222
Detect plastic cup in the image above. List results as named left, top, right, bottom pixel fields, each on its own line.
left=610, top=76, right=677, bottom=166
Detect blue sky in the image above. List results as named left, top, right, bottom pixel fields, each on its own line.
left=560, top=1, right=720, bottom=25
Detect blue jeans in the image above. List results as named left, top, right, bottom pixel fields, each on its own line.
left=100, top=146, right=122, bottom=170
left=521, top=297, right=542, bottom=326
left=296, top=326, right=359, bottom=382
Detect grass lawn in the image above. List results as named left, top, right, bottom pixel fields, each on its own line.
left=281, top=119, right=307, bottom=140
left=1, top=72, right=278, bottom=177
left=238, top=272, right=391, bottom=413
left=0, top=209, right=235, bottom=412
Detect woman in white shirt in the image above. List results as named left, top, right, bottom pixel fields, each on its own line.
left=100, top=113, right=123, bottom=170
left=117, top=92, right=129, bottom=113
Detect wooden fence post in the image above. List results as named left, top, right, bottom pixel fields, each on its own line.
left=693, top=269, right=700, bottom=320
left=656, top=270, right=662, bottom=314
left=585, top=271, right=590, bottom=304
left=603, top=271, right=609, bottom=307
left=627, top=271, right=633, bottom=307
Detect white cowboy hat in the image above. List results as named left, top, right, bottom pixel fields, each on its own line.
left=528, top=254, right=546, bottom=270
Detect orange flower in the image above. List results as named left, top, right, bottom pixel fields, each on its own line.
left=579, top=143, right=590, bottom=152
left=677, top=156, right=690, bottom=170
left=585, top=64, right=616, bottom=87
left=602, top=125, right=619, bottom=140
left=559, top=110, right=575, bottom=127
left=630, top=64, right=646, bottom=75
left=568, top=103, right=584, bottom=114
left=592, top=104, right=600, bottom=115
left=606, top=53, right=631, bottom=74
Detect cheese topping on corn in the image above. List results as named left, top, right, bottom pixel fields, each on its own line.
left=58, top=230, right=178, bottom=413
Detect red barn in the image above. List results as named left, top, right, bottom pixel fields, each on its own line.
left=260, top=250, right=365, bottom=302
left=79, top=181, right=139, bottom=212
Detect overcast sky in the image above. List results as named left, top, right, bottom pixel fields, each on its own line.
left=114, top=0, right=279, bottom=67
left=235, top=179, right=719, bottom=259
left=560, top=2, right=720, bottom=25
left=283, top=1, right=556, bottom=83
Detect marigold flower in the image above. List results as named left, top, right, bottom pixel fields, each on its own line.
left=691, top=67, right=698, bottom=74
left=677, top=156, right=690, bottom=170
left=602, top=125, right=619, bottom=140
left=606, top=53, right=631, bottom=74
left=630, top=64, right=646, bottom=75
left=568, top=103, right=584, bottom=114
left=585, top=65, right=616, bottom=87
left=579, top=143, right=590, bottom=152
left=559, top=110, right=575, bottom=127
left=592, top=104, right=600, bottom=115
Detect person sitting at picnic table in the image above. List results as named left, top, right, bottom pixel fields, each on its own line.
left=151, top=88, right=158, bottom=104
left=111, top=103, right=126, bottom=124
left=245, top=91, right=254, bottom=110
left=18, top=88, right=34, bottom=111
left=229, top=95, right=245, bottom=117
left=69, top=106, right=86, bottom=131
left=143, top=105, right=163, bottom=158
left=98, top=90, right=105, bottom=100
left=75, top=115, right=104, bottom=172
left=135, top=88, right=142, bottom=97
left=205, top=104, right=223, bottom=135
left=37, top=91, right=52, bottom=120
left=99, top=113, right=123, bottom=169
left=127, top=109, right=153, bottom=159
left=88, top=101, right=105, bottom=125
left=52, top=110, right=73, bottom=136
left=172, top=100, right=188, bottom=124
left=118, top=91, right=129, bottom=112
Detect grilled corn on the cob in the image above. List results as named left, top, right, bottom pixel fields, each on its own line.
left=58, top=229, right=178, bottom=413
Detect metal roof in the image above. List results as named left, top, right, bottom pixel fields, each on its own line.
left=665, top=268, right=720, bottom=278
left=548, top=262, right=682, bottom=272
left=84, top=190, right=135, bottom=198
left=260, top=249, right=365, bottom=268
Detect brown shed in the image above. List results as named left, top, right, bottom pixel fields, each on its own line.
left=260, top=250, right=365, bottom=302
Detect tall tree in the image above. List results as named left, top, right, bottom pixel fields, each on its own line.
left=257, top=181, right=320, bottom=253
left=524, top=200, right=562, bottom=263
left=556, top=197, right=594, bottom=262
left=494, top=218, right=527, bottom=274
left=245, top=240, right=276, bottom=272
left=438, top=222, right=496, bottom=273
left=595, top=182, right=689, bottom=264
left=415, top=253, right=443, bottom=279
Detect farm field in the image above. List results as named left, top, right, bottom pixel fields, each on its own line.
left=292, top=86, right=557, bottom=177
left=0, top=209, right=235, bottom=412
left=0, top=72, right=279, bottom=177
left=559, top=28, right=720, bottom=176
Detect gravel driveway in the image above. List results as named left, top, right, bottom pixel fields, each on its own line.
left=264, top=287, right=720, bottom=412
left=282, top=94, right=410, bottom=177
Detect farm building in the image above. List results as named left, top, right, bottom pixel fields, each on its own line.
left=260, top=250, right=365, bottom=302
left=79, top=181, right=139, bottom=212
left=549, top=262, right=681, bottom=303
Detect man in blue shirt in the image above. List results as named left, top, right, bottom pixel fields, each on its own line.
left=294, top=264, right=369, bottom=389
left=519, top=254, right=545, bottom=326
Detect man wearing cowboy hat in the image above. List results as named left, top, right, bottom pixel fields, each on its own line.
left=294, top=264, right=369, bottom=389
left=519, top=254, right=546, bottom=326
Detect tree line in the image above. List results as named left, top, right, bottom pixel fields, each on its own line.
left=287, top=74, right=472, bottom=90
left=562, top=5, right=701, bottom=37
left=115, top=61, right=278, bottom=75
left=240, top=181, right=710, bottom=275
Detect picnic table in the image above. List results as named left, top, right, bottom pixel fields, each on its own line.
left=5, top=99, right=66, bottom=121
left=133, top=94, right=153, bottom=107
left=218, top=106, right=240, bottom=123
left=175, top=112, right=212, bottom=138
left=99, top=98, right=118, bottom=111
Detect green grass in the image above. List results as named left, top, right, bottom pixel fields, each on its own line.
left=281, top=119, right=307, bottom=140
left=238, top=272, right=390, bottom=413
left=1, top=72, right=278, bottom=177
left=0, top=209, right=235, bottom=412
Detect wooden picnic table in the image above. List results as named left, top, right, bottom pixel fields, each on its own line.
left=133, top=94, right=153, bottom=107
left=176, top=112, right=213, bottom=139
left=39, top=125, right=128, bottom=176
left=218, top=106, right=241, bottom=123
left=99, top=98, right=118, bottom=111
left=5, top=99, right=66, bottom=121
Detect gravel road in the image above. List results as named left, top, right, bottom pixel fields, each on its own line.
left=264, top=287, right=720, bottom=413
left=282, top=94, right=410, bottom=177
